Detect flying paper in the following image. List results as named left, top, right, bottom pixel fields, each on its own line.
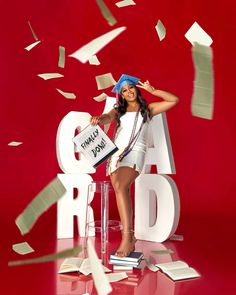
left=87, top=239, right=112, bottom=295
left=96, top=0, right=117, bottom=26
left=8, top=246, right=81, bottom=266
left=95, top=73, right=116, bottom=90
left=89, top=55, right=101, bottom=65
left=56, top=88, right=76, bottom=99
left=185, top=21, right=213, bottom=46
left=8, top=141, right=23, bottom=146
left=115, top=0, right=136, bottom=8
left=155, top=20, right=166, bottom=41
left=151, top=249, right=174, bottom=255
left=169, top=234, right=184, bottom=241
left=24, top=40, right=41, bottom=51
left=93, top=92, right=107, bottom=102
left=191, top=42, right=214, bottom=119
left=12, top=242, right=34, bottom=255
left=58, top=46, right=65, bottom=68
left=37, top=73, right=64, bottom=80
left=69, top=26, right=126, bottom=63
left=15, top=177, right=66, bottom=235
left=28, top=21, right=38, bottom=41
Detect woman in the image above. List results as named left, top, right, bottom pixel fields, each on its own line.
left=90, top=74, right=179, bottom=257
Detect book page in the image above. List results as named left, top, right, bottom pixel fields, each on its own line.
left=58, top=257, right=83, bottom=273
left=156, top=260, right=189, bottom=271
left=164, top=267, right=200, bottom=281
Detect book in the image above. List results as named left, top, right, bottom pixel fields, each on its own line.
left=58, top=257, right=111, bottom=275
left=72, top=124, right=118, bottom=168
left=155, top=260, right=201, bottom=281
left=109, top=259, right=140, bottom=267
left=110, top=251, right=144, bottom=263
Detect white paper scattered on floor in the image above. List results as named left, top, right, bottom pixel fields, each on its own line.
left=87, top=239, right=112, bottom=295
left=27, top=21, right=38, bottom=41
left=155, top=19, right=166, bottom=41
left=24, top=40, right=41, bottom=51
left=95, top=73, right=116, bottom=90
left=191, top=42, right=214, bottom=119
left=96, top=0, right=117, bottom=26
left=8, top=141, right=23, bottom=146
left=115, top=0, right=136, bottom=8
left=37, top=73, right=64, bottom=80
left=185, top=21, right=213, bottom=46
left=58, top=46, right=65, bottom=68
left=106, top=272, right=128, bottom=282
left=8, top=246, right=81, bottom=266
left=89, top=55, right=101, bottom=65
left=12, top=242, right=34, bottom=255
left=56, top=88, right=76, bottom=99
left=15, top=177, right=66, bottom=235
left=144, top=258, right=159, bottom=272
left=93, top=92, right=107, bottom=102
left=69, top=26, right=126, bottom=63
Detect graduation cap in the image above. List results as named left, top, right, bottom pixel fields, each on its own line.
left=111, top=74, right=140, bottom=93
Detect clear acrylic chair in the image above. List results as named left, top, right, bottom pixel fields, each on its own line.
left=86, top=181, right=121, bottom=254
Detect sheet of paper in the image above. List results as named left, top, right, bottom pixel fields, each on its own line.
left=56, top=88, right=76, bottom=99
left=58, top=46, right=65, bottom=68
left=37, top=73, right=64, bottom=80
left=96, top=0, right=117, bottom=26
left=115, top=0, right=136, bottom=8
left=8, top=246, right=81, bottom=266
left=155, top=19, right=166, bottom=41
left=8, top=141, right=23, bottom=146
left=185, top=21, right=213, bottom=46
left=15, top=177, right=66, bottom=235
left=69, top=26, right=126, bottom=63
left=93, top=92, right=107, bottom=102
left=151, top=249, right=174, bottom=255
left=169, top=234, right=184, bottom=241
left=95, top=73, right=116, bottom=90
left=144, top=258, right=159, bottom=272
left=24, top=40, right=41, bottom=51
left=87, top=239, right=112, bottom=295
left=89, top=55, right=101, bottom=65
left=191, top=42, right=214, bottom=119
left=106, top=272, right=128, bottom=282
left=12, top=242, right=34, bottom=255
left=28, top=21, right=38, bottom=41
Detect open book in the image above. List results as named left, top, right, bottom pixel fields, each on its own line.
left=58, top=257, right=111, bottom=276
left=155, top=260, right=200, bottom=281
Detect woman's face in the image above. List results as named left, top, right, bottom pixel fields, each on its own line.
left=121, top=84, right=138, bottom=103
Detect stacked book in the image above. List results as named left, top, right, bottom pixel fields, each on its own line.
left=109, top=251, right=144, bottom=268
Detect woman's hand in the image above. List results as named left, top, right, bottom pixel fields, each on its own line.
left=90, top=116, right=101, bottom=125
left=137, top=80, right=156, bottom=94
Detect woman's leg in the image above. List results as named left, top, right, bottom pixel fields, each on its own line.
left=110, top=166, right=139, bottom=257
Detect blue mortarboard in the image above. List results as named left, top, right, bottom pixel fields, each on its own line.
left=111, top=74, right=140, bottom=93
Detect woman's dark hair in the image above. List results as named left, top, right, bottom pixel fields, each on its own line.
left=114, top=86, right=149, bottom=127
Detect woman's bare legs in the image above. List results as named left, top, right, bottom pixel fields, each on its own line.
left=110, top=166, right=139, bottom=257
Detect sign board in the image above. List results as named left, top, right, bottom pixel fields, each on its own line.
left=72, top=124, right=118, bottom=168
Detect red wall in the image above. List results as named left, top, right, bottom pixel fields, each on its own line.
left=1, top=0, right=236, bottom=246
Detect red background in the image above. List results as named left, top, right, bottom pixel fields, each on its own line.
left=1, top=0, right=236, bottom=290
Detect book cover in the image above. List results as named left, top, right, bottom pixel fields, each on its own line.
left=110, top=251, right=143, bottom=262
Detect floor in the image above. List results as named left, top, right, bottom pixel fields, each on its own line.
left=3, top=213, right=236, bottom=295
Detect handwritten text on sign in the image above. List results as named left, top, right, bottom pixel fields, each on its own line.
left=73, top=124, right=118, bottom=168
